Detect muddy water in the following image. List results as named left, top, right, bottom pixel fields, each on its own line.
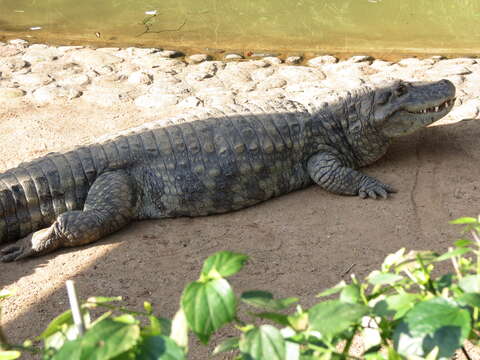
left=0, top=0, right=479, bottom=57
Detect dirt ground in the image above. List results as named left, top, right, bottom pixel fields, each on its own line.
left=1, top=99, right=480, bottom=358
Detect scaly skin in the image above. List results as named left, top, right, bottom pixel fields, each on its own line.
left=0, top=79, right=456, bottom=261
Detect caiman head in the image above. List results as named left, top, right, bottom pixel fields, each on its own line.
left=371, top=79, right=456, bottom=138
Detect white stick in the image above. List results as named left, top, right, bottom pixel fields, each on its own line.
left=66, top=280, right=85, bottom=336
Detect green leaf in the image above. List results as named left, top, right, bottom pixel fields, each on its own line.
left=456, top=292, right=480, bottom=308
left=434, top=274, right=454, bottom=293
left=213, top=337, right=240, bottom=355
left=340, top=284, right=361, bottom=304
left=393, top=297, right=471, bottom=359
left=381, top=248, right=406, bottom=271
left=136, top=335, right=185, bottom=360
left=52, top=318, right=140, bottom=360
left=201, top=251, right=248, bottom=279
left=241, top=291, right=298, bottom=311
left=38, top=309, right=75, bottom=339
left=308, top=300, right=369, bottom=338
left=287, top=312, right=308, bottom=331
left=170, top=309, right=188, bottom=349
left=449, top=217, right=478, bottom=224
left=239, top=325, right=286, bottom=360
left=86, top=296, right=122, bottom=304
left=144, top=301, right=153, bottom=314
left=367, top=272, right=403, bottom=286
left=181, top=278, right=235, bottom=343
left=454, top=239, right=473, bottom=247
left=435, top=247, right=471, bottom=262
left=459, top=275, right=480, bottom=293
left=316, top=280, right=347, bottom=297
left=252, top=312, right=290, bottom=326
left=373, top=294, right=420, bottom=320
left=0, top=351, right=21, bottom=360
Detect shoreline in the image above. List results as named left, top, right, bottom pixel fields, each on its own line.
left=1, top=38, right=479, bottom=126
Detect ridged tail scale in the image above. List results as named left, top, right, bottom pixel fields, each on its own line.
left=0, top=145, right=111, bottom=243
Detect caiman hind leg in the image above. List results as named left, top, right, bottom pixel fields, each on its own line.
left=307, top=151, right=396, bottom=199
left=0, top=170, right=137, bottom=262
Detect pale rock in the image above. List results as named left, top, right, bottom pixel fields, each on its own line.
left=158, top=49, right=183, bottom=58
left=0, top=46, right=21, bottom=57
left=186, top=61, right=222, bottom=81
left=178, top=96, right=203, bottom=108
left=256, top=77, right=287, bottom=90
left=263, top=56, right=282, bottom=65
left=251, top=67, right=275, bottom=81
left=204, top=95, right=235, bottom=107
left=33, top=84, right=81, bottom=103
left=133, top=55, right=185, bottom=71
left=82, top=87, right=124, bottom=107
left=13, top=73, right=53, bottom=87
left=224, top=53, right=244, bottom=60
left=348, top=55, right=374, bottom=63
left=8, top=39, right=29, bottom=47
left=70, top=49, right=123, bottom=68
left=440, top=58, right=477, bottom=66
left=397, top=58, right=423, bottom=66
left=0, top=58, right=29, bottom=72
left=57, top=45, right=84, bottom=53
left=58, top=74, right=91, bottom=87
left=307, top=55, right=338, bottom=67
left=186, top=54, right=211, bottom=64
left=449, top=99, right=480, bottom=121
left=22, top=49, right=58, bottom=63
left=148, top=82, right=190, bottom=95
left=277, top=66, right=326, bottom=82
left=0, top=87, right=25, bottom=100
left=134, top=93, right=179, bottom=108
left=285, top=56, right=303, bottom=65
left=429, top=64, right=472, bottom=77
left=128, top=71, right=153, bottom=85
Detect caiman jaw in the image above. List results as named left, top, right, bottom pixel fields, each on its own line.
left=407, top=97, right=456, bottom=115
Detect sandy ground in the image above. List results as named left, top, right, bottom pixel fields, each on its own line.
left=1, top=98, right=480, bottom=358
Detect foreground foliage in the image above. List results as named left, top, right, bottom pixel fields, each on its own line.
left=2, top=217, right=480, bottom=359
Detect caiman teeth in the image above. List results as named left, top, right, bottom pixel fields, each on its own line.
left=409, top=98, right=456, bottom=114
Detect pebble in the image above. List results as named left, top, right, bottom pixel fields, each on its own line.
left=158, top=50, right=183, bottom=58
left=0, top=58, right=29, bottom=72
left=13, top=73, right=53, bottom=87
left=8, top=39, right=29, bottom=47
left=348, top=55, right=374, bottom=63
left=0, top=87, right=25, bottom=100
left=307, top=55, right=338, bottom=67
left=0, top=46, right=21, bottom=57
left=449, top=99, right=480, bottom=121
left=33, top=84, right=81, bottom=103
left=186, top=54, right=211, bottom=64
left=224, top=53, right=244, bottom=60
left=285, top=56, right=303, bottom=65
left=128, top=71, right=153, bottom=85
left=263, top=56, right=282, bottom=65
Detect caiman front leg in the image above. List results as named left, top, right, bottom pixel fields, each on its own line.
left=307, top=151, right=396, bottom=199
left=0, top=170, right=137, bottom=262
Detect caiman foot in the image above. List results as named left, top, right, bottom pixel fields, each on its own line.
left=358, top=176, right=397, bottom=199
left=0, top=226, right=61, bottom=262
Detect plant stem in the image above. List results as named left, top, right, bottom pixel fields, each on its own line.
left=462, top=345, right=472, bottom=360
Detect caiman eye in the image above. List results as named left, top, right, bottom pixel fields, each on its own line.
left=377, top=91, right=392, bottom=105
left=395, top=84, right=408, bottom=96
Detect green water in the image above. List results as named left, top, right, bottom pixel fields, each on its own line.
left=1, top=0, right=479, bottom=57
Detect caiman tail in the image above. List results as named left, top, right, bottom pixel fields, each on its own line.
left=0, top=144, right=113, bottom=243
